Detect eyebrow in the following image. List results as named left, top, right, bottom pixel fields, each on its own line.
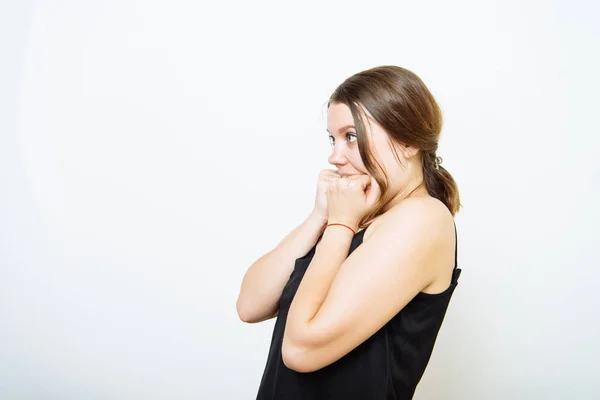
left=326, top=124, right=356, bottom=135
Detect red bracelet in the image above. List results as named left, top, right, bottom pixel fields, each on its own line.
left=326, top=223, right=356, bottom=235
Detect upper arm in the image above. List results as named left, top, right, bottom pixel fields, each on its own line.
left=282, top=198, right=450, bottom=372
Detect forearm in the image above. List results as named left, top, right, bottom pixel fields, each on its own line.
left=286, top=225, right=354, bottom=343
left=237, top=212, right=328, bottom=322
left=275, top=211, right=329, bottom=260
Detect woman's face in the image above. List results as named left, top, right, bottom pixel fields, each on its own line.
left=327, top=102, right=410, bottom=182
left=327, top=102, right=425, bottom=212
left=326, top=102, right=365, bottom=177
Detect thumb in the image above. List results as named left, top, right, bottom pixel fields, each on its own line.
left=356, top=174, right=371, bottom=191
left=365, top=176, right=380, bottom=205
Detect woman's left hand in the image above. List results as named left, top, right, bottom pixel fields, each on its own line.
left=326, top=174, right=381, bottom=232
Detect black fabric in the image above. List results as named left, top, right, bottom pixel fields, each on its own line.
left=256, top=223, right=461, bottom=400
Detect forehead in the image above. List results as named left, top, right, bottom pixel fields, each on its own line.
left=327, top=102, right=377, bottom=135
left=327, top=103, right=353, bottom=130
left=327, top=103, right=356, bottom=137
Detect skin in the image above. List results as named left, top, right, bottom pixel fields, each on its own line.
left=281, top=102, right=456, bottom=373
left=326, top=102, right=430, bottom=214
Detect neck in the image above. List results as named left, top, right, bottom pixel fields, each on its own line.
left=382, top=172, right=428, bottom=213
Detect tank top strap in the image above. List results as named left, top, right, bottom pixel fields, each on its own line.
left=451, top=221, right=461, bottom=284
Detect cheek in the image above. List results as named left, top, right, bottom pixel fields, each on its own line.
left=351, top=154, right=366, bottom=170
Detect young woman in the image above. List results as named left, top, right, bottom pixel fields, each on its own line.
left=237, top=65, right=462, bottom=400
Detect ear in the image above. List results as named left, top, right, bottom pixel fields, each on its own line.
left=406, top=146, right=419, bottom=159
left=399, top=143, right=419, bottom=160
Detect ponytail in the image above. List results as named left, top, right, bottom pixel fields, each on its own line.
left=422, top=151, right=461, bottom=215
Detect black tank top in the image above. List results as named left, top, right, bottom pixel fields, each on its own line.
left=256, top=223, right=461, bottom=400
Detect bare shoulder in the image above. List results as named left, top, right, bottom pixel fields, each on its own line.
left=362, top=196, right=456, bottom=294
left=364, top=196, right=453, bottom=243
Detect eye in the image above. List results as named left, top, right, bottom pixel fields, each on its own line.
left=328, top=133, right=357, bottom=148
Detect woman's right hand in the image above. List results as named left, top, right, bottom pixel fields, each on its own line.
left=312, top=169, right=341, bottom=222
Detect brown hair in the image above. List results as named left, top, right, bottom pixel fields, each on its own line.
left=328, top=65, right=461, bottom=229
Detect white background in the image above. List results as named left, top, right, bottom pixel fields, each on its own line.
left=1, top=0, right=599, bottom=398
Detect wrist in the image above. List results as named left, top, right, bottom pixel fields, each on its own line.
left=308, top=210, right=329, bottom=226
left=317, top=222, right=355, bottom=253
left=326, top=221, right=359, bottom=235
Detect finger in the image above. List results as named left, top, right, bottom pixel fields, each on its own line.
left=320, top=169, right=341, bottom=177
left=324, top=176, right=341, bottom=185
left=339, top=177, right=352, bottom=187
left=322, top=173, right=341, bottom=180
left=349, top=174, right=371, bottom=188
left=366, top=178, right=380, bottom=203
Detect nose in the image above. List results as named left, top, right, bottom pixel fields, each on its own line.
left=328, top=142, right=348, bottom=168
